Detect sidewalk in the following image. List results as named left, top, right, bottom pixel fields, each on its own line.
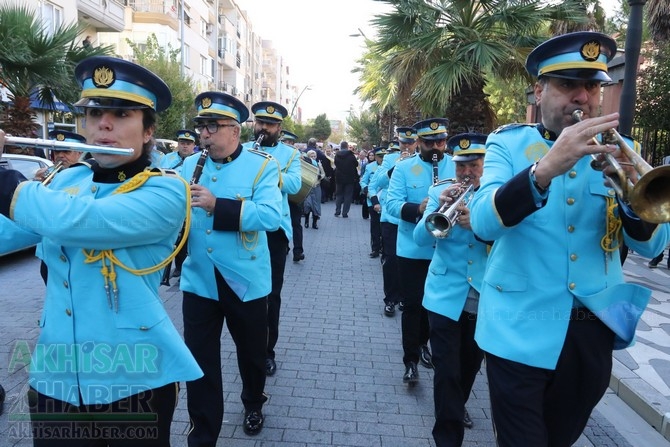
left=0, top=201, right=669, bottom=446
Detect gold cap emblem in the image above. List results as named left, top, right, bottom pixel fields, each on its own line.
left=430, top=122, right=439, bottom=130
left=405, top=130, right=413, bottom=137
left=93, top=66, right=114, bottom=88
left=201, top=97, right=212, bottom=109
left=580, top=40, right=601, bottom=61
left=56, top=134, right=65, bottom=141
left=267, top=105, right=275, bottom=114
left=184, top=132, right=191, bottom=138
left=459, top=138, right=470, bottom=149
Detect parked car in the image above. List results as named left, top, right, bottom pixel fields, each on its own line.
left=155, top=139, right=178, bottom=154
left=0, top=154, right=53, bottom=256
left=1, top=153, right=53, bottom=180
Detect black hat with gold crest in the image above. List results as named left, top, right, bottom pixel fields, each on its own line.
left=48, top=130, right=86, bottom=145
left=281, top=130, right=298, bottom=142
left=74, top=56, right=172, bottom=112
left=251, top=101, right=288, bottom=123
left=526, top=31, right=617, bottom=82
left=176, top=129, right=196, bottom=142
left=448, top=133, right=487, bottom=162
left=396, top=126, right=417, bottom=144
left=413, top=118, right=449, bottom=141
left=194, top=91, right=249, bottom=123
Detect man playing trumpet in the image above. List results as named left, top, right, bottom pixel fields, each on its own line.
left=469, top=32, right=670, bottom=446
left=33, top=130, right=85, bottom=182
left=414, top=133, right=489, bottom=446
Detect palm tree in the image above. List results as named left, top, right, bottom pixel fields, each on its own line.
left=647, top=0, right=670, bottom=42
left=365, top=0, right=589, bottom=134
left=0, top=5, right=111, bottom=147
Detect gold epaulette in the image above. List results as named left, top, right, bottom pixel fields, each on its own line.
left=248, top=148, right=274, bottom=159
left=492, top=123, right=535, bottom=134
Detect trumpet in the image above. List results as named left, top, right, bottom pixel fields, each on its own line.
left=572, top=110, right=670, bottom=223
left=41, top=161, right=63, bottom=185
left=3, top=136, right=134, bottom=156
left=425, top=177, right=473, bottom=239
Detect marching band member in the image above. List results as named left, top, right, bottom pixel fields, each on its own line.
left=0, top=56, right=203, bottom=446
left=181, top=92, right=282, bottom=441
left=159, top=129, right=197, bottom=175
left=414, top=133, right=488, bottom=446
left=470, top=32, right=670, bottom=446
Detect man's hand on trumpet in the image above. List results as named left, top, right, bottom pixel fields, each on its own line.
left=438, top=182, right=471, bottom=229
left=532, top=113, right=620, bottom=189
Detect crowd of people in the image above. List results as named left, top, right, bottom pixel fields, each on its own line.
left=1, top=31, right=670, bottom=447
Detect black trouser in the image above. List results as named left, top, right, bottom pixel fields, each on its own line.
left=429, top=310, right=483, bottom=447
left=288, top=202, right=303, bottom=256
left=174, top=236, right=188, bottom=272
left=380, top=222, right=401, bottom=305
left=486, top=309, right=614, bottom=447
left=183, top=274, right=268, bottom=447
left=335, top=182, right=354, bottom=216
left=29, top=383, right=178, bottom=446
left=369, top=208, right=381, bottom=253
left=266, top=229, right=289, bottom=360
left=397, top=256, right=430, bottom=365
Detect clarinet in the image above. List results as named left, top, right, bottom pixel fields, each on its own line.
left=432, top=153, right=440, bottom=186
left=161, top=145, right=209, bottom=287
left=252, top=134, right=265, bottom=150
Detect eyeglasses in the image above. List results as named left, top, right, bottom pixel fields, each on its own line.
left=420, top=138, right=447, bottom=148
left=194, top=122, right=237, bottom=134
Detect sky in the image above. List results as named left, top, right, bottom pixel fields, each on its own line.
left=235, top=0, right=392, bottom=123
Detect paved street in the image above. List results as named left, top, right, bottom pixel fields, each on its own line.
left=1, top=200, right=669, bottom=446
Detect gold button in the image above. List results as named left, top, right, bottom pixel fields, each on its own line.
left=91, top=185, right=97, bottom=193
left=467, top=260, right=473, bottom=265
left=251, top=255, right=256, bottom=260
left=139, top=326, right=149, bottom=331
left=567, top=198, right=575, bottom=205
left=63, top=281, right=69, bottom=288
left=496, top=285, right=503, bottom=292
left=207, top=247, right=213, bottom=253
left=216, top=165, right=222, bottom=170
left=468, top=243, right=473, bottom=248
left=467, top=276, right=472, bottom=282
left=207, top=212, right=212, bottom=217
left=570, top=254, right=578, bottom=261
left=569, top=171, right=577, bottom=178
left=206, top=229, right=211, bottom=234
left=569, top=283, right=576, bottom=290
left=236, top=194, right=241, bottom=198
left=212, top=177, right=217, bottom=182
left=60, top=255, right=67, bottom=262
left=65, top=309, right=72, bottom=316
left=568, top=225, right=575, bottom=233
left=608, top=189, right=615, bottom=196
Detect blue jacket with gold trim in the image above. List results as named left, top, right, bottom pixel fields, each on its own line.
left=1, top=163, right=203, bottom=405
left=243, top=140, right=301, bottom=241
left=180, top=147, right=282, bottom=302
left=386, top=153, right=455, bottom=259
left=414, top=181, right=488, bottom=321
left=470, top=124, right=670, bottom=369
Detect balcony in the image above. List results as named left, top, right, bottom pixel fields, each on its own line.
left=77, top=0, right=125, bottom=32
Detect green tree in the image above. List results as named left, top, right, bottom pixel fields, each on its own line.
left=366, top=0, right=588, bottom=133
left=346, top=110, right=383, bottom=149
left=636, top=41, right=670, bottom=132
left=308, top=114, right=332, bottom=141
left=483, top=75, right=529, bottom=127
left=127, top=34, right=197, bottom=140
left=0, top=5, right=111, bottom=146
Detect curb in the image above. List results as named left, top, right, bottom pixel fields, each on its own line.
left=610, top=357, right=670, bottom=441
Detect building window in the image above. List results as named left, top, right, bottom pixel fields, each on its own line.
left=41, top=3, right=63, bottom=36
left=184, top=44, right=190, bottom=68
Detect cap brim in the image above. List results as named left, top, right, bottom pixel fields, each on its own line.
left=255, top=116, right=282, bottom=124
left=453, top=154, right=484, bottom=162
left=419, top=133, right=448, bottom=141
left=398, top=138, right=416, bottom=143
left=74, top=97, right=149, bottom=109
left=542, top=69, right=612, bottom=82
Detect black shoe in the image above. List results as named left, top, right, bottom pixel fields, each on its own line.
left=334, top=212, right=340, bottom=217
left=313, top=222, right=319, bottom=229
left=0, top=384, right=5, bottom=416
left=171, top=269, right=181, bottom=278
left=304, top=221, right=309, bottom=228
left=293, top=253, right=305, bottom=262
left=384, top=302, right=395, bottom=317
left=243, top=409, right=264, bottom=435
left=369, top=251, right=380, bottom=258
left=403, top=362, right=418, bottom=384
left=265, top=358, right=277, bottom=376
left=463, top=409, right=473, bottom=429
left=342, top=214, right=348, bottom=218
left=398, top=302, right=405, bottom=312
left=419, top=344, right=434, bottom=369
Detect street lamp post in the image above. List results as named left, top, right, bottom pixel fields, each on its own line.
left=290, top=85, right=312, bottom=121
left=619, top=0, right=647, bottom=135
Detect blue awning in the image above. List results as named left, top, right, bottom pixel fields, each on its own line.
left=29, top=92, right=73, bottom=112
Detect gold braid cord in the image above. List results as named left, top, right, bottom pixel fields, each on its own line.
left=601, top=196, right=623, bottom=253
left=82, top=169, right=192, bottom=311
